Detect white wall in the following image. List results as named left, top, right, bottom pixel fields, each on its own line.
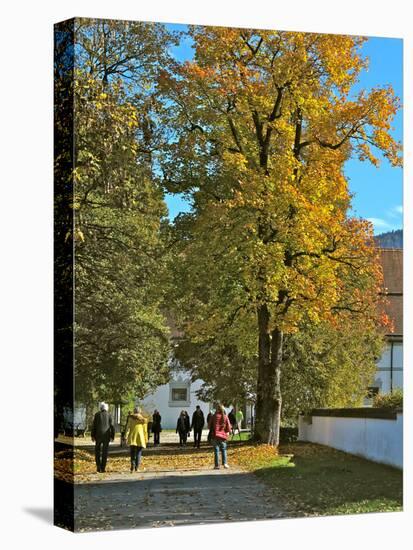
left=298, top=413, right=403, bottom=469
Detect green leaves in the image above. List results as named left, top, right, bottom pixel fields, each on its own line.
left=72, top=21, right=176, bottom=404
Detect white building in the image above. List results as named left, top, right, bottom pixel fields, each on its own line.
left=370, top=248, right=403, bottom=396
left=139, top=368, right=211, bottom=429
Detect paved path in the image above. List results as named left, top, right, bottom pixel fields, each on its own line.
left=74, top=468, right=285, bottom=531
left=57, top=429, right=213, bottom=448
left=57, top=429, right=247, bottom=456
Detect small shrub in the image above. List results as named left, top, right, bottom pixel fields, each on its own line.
left=373, top=389, right=403, bottom=410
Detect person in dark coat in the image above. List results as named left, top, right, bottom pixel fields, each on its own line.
left=147, top=420, right=153, bottom=441
left=176, top=410, right=190, bottom=446
left=91, top=402, right=115, bottom=473
left=228, top=408, right=236, bottom=437
left=207, top=410, right=214, bottom=442
left=191, top=405, right=205, bottom=448
left=152, top=409, right=162, bottom=446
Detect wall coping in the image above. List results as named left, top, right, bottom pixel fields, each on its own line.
left=301, top=407, right=402, bottom=420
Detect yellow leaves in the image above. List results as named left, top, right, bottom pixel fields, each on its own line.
left=222, top=151, right=248, bottom=172
left=72, top=168, right=82, bottom=184
left=244, top=222, right=257, bottom=234
left=183, top=61, right=218, bottom=85
left=54, top=443, right=282, bottom=483
left=358, top=142, right=380, bottom=167
left=164, top=27, right=399, bottom=351
left=64, top=226, right=84, bottom=243
left=75, top=228, right=85, bottom=242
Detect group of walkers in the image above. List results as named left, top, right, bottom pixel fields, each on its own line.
left=91, top=402, right=244, bottom=473
left=176, top=405, right=205, bottom=447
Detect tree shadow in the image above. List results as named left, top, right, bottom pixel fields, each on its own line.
left=72, top=471, right=284, bottom=532
left=257, top=443, right=403, bottom=516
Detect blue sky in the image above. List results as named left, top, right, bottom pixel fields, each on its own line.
left=164, top=26, right=403, bottom=235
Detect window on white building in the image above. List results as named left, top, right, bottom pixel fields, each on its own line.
left=171, top=388, right=188, bottom=402
left=168, top=379, right=191, bottom=407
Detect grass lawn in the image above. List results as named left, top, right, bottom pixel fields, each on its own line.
left=253, top=442, right=403, bottom=517
left=228, top=431, right=252, bottom=442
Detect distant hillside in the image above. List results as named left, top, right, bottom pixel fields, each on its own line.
left=375, top=229, right=403, bottom=248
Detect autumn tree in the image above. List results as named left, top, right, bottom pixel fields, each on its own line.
left=171, top=247, right=386, bottom=423
left=161, top=28, right=401, bottom=445
left=72, top=19, right=177, bottom=405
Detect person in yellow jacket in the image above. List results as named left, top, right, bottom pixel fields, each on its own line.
left=124, top=407, right=148, bottom=472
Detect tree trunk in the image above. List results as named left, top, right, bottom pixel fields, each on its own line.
left=254, top=305, right=283, bottom=446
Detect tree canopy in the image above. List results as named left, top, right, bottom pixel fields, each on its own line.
left=72, top=20, right=177, bottom=404
left=55, top=22, right=401, bottom=443
left=160, top=27, right=401, bottom=444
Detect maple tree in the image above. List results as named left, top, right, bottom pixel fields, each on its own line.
left=161, top=27, right=401, bottom=445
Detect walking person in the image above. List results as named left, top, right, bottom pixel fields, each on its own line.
left=191, top=405, right=205, bottom=448
left=235, top=408, right=244, bottom=438
left=124, top=407, right=148, bottom=472
left=208, top=404, right=231, bottom=469
left=91, top=402, right=115, bottom=473
left=228, top=408, right=236, bottom=437
left=176, top=410, right=190, bottom=446
left=152, top=409, right=162, bottom=446
left=207, top=410, right=214, bottom=442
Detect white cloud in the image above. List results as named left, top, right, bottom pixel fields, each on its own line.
left=388, top=205, right=403, bottom=218
left=367, top=217, right=392, bottom=230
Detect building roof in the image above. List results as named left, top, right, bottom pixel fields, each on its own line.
left=378, top=248, right=403, bottom=337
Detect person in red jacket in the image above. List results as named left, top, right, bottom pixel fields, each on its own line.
left=208, top=403, right=231, bottom=469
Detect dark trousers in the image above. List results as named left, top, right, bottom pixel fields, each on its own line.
left=194, top=429, right=202, bottom=447
left=95, top=438, right=110, bottom=472
left=130, top=445, right=143, bottom=470
left=153, top=431, right=160, bottom=445
left=179, top=431, right=188, bottom=445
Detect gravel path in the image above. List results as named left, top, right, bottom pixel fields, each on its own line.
left=74, top=468, right=285, bottom=531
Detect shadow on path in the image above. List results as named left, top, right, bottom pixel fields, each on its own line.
left=74, top=469, right=285, bottom=531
